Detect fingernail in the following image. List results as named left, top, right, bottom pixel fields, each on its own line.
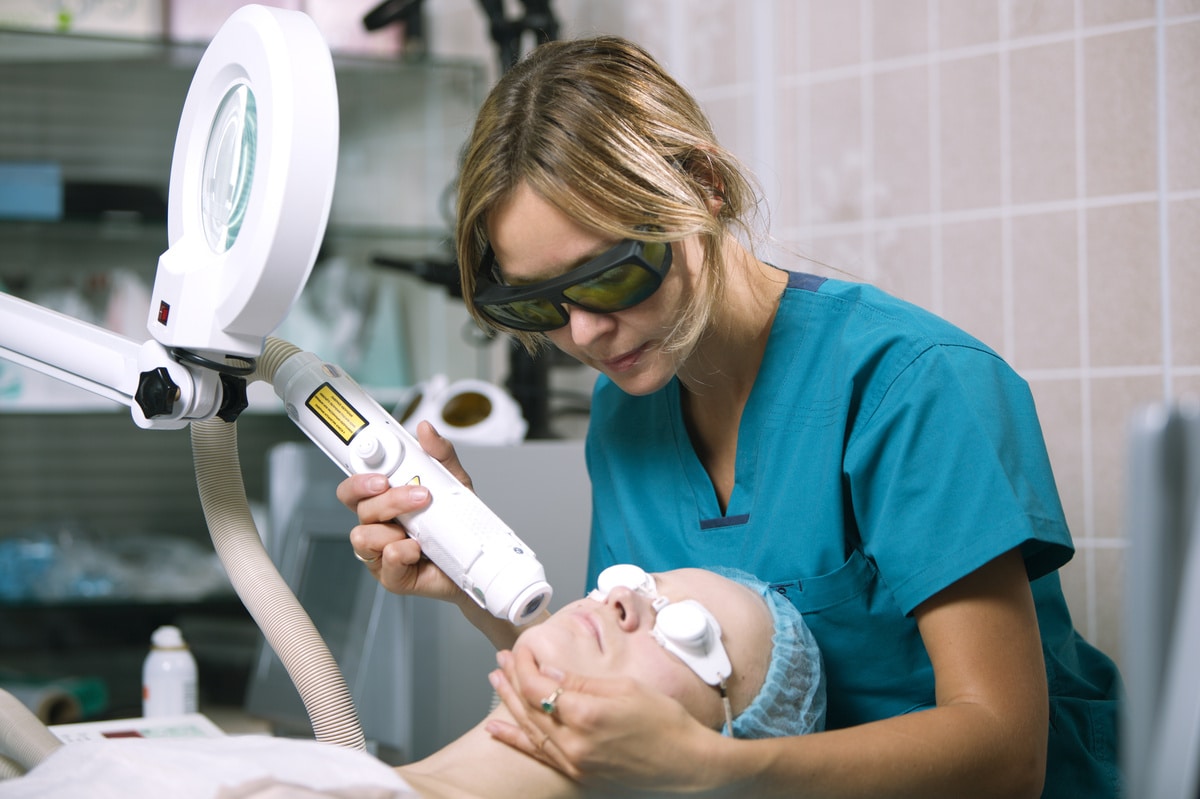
left=540, top=665, right=564, bottom=681
left=367, top=476, right=388, bottom=493
left=409, top=486, right=429, bottom=502
left=488, top=670, right=501, bottom=688
left=496, top=650, right=511, bottom=668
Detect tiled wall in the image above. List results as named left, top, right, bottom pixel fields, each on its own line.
left=511, top=0, right=1200, bottom=667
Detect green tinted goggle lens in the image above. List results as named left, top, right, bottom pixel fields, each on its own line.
left=486, top=298, right=565, bottom=328
left=474, top=239, right=671, bottom=332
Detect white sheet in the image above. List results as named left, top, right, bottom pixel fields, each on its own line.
left=0, top=735, right=421, bottom=799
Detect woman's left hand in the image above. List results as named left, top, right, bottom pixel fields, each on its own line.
left=486, top=646, right=719, bottom=791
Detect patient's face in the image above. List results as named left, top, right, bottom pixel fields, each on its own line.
left=512, top=569, right=773, bottom=730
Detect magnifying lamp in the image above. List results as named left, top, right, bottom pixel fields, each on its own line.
left=150, top=5, right=338, bottom=363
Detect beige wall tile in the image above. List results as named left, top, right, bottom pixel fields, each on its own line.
left=1084, top=28, right=1157, bottom=196
left=556, top=0, right=625, bottom=38
left=1091, top=374, right=1166, bottom=540
left=871, top=0, right=928, bottom=61
left=775, top=84, right=810, bottom=230
left=941, top=218, right=1005, bottom=350
left=1082, top=0, right=1156, bottom=26
left=810, top=77, right=866, bottom=224
left=791, top=240, right=863, bottom=282
left=1008, top=0, right=1077, bottom=39
left=774, top=0, right=808, bottom=78
left=685, top=0, right=754, bottom=89
left=809, top=0, right=862, bottom=72
left=809, top=233, right=869, bottom=280
left=873, top=226, right=933, bottom=310
left=703, top=92, right=756, bottom=181
left=940, top=54, right=1003, bottom=211
left=1028, top=378, right=1087, bottom=539
left=777, top=238, right=813, bottom=269
left=940, top=0, right=1001, bottom=50
left=1087, top=202, right=1162, bottom=368
left=873, top=66, right=931, bottom=218
left=1170, top=199, right=1200, bottom=367
left=1012, top=211, right=1081, bottom=370
left=621, top=0, right=675, bottom=68
left=1091, top=544, right=1126, bottom=665
left=1009, top=41, right=1077, bottom=205
left=1166, top=21, right=1200, bottom=192
left=1166, top=0, right=1200, bottom=15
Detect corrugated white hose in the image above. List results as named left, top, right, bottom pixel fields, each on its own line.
left=191, top=336, right=366, bottom=751
left=0, top=756, right=23, bottom=781
left=0, top=688, right=62, bottom=777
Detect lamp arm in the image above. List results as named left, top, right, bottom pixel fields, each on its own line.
left=0, top=291, right=225, bottom=429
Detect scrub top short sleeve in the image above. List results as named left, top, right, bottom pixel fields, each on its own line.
left=843, top=338, right=1074, bottom=614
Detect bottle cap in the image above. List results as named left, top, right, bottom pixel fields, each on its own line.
left=151, top=625, right=186, bottom=649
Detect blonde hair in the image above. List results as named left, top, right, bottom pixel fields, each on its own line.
left=456, top=35, right=761, bottom=354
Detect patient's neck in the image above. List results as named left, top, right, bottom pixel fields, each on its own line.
left=396, top=706, right=584, bottom=799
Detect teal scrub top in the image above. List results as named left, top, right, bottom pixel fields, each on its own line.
left=585, top=272, right=1121, bottom=798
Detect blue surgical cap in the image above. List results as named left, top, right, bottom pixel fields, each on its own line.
left=712, top=567, right=826, bottom=739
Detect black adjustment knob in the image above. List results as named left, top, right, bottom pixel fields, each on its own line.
left=135, top=367, right=180, bottom=419
left=217, top=374, right=250, bottom=423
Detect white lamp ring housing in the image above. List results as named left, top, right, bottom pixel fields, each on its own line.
left=149, top=5, right=339, bottom=361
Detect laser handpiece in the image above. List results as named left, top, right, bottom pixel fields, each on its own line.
left=272, top=350, right=553, bottom=626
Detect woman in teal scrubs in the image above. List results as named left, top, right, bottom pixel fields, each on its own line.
left=339, top=35, right=1120, bottom=798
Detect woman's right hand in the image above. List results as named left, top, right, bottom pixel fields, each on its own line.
left=336, top=421, right=474, bottom=604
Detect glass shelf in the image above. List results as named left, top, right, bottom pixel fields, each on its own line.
left=0, top=27, right=185, bottom=64
left=0, top=25, right=482, bottom=74
left=0, top=218, right=455, bottom=248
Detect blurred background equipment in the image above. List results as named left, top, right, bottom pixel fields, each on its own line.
left=364, top=0, right=565, bottom=440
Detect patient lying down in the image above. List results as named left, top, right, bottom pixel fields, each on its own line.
left=5, top=568, right=822, bottom=799
left=395, top=566, right=825, bottom=799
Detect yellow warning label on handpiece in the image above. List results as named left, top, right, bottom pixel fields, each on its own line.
left=306, top=383, right=368, bottom=445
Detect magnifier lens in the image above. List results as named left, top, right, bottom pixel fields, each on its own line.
left=201, top=83, right=257, bottom=253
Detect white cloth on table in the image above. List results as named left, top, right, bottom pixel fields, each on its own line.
left=0, top=735, right=421, bottom=799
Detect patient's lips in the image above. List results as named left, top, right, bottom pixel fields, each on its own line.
left=570, top=609, right=604, bottom=652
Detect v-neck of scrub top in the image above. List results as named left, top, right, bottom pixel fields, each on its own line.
left=666, top=269, right=810, bottom=527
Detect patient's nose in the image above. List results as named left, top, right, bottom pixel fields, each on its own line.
left=604, top=586, right=649, bottom=632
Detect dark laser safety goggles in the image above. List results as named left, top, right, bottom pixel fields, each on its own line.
left=472, top=237, right=673, bottom=332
